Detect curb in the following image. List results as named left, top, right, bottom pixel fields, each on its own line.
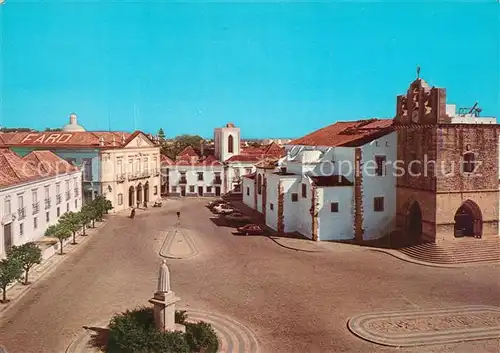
left=267, top=236, right=326, bottom=253
left=159, top=227, right=199, bottom=259
left=368, top=247, right=500, bottom=268
left=0, top=220, right=109, bottom=317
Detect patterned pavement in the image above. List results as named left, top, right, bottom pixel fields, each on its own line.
left=348, top=305, right=500, bottom=347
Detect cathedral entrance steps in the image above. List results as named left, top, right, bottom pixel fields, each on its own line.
left=397, top=238, right=500, bottom=264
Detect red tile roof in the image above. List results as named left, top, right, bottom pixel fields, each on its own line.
left=177, top=146, right=199, bottom=157
left=162, top=154, right=223, bottom=167
left=243, top=172, right=256, bottom=180
left=0, top=130, right=155, bottom=149
left=0, top=149, right=79, bottom=188
left=289, top=119, right=394, bottom=147
left=226, top=142, right=285, bottom=163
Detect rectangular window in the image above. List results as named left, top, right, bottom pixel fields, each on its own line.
left=374, top=197, right=384, bottom=212
left=19, top=223, right=24, bottom=236
left=270, top=203, right=274, bottom=210
left=45, top=185, right=50, bottom=199
left=67, top=203, right=70, bottom=212
left=144, top=158, right=148, bottom=173
left=56, top=183, right=61, bottom=195
left=246, top=187, right=250, bottom=196
left=34, top=217, right=38, bottom=229
left=82, top=158, right=93, bottom=181
left=375, top=156, right=386, bottom=176
left=18, top=195, right=24, bottom=208
left=75, top=199, right=78, bottom=209
left=117, top=160, right=123, bottom=175
left=197, top=172, right=204, bottom=181
left=65, top=180, right=70, bottom=192
left=291, top=193, right=298, bottom=202
left=57, top=207, right=60, bottom=217
left=4, top=198, right=11, bottom=215
left=154, top=186, right=158, bottom=195
left=46, top=211, right=50, bottom=223
left=331, top=202, right=339, bottom=212
left=128, top=159, right=133, bottom=174
left=302, top=184, right=307, bottom=198
left=32, top=190, right=38, bottom=203
left=189, top=185, right=195, bottom=193
left=206, top=186, right=212, bottom=193
left=118, top=193, right=123, bottom=205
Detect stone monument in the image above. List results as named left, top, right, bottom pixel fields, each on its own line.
left=149, top=259, right=184, bottom=332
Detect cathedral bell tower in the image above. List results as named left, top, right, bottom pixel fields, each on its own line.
left=214, top=122, right=241, bottom=162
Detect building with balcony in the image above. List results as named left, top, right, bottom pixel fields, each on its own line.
left=0, top=113, right=161, bottom=212
left=0, top=149, right=82, bottom=258
left=162, top=147, right=225, bottom=197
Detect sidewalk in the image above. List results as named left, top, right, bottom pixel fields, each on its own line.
left=0, top=219, right=109, bottom=316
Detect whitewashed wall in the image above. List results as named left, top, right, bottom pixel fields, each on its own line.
left=294, top=177, right=313, bottom=239
left=280, top=177, right=301, bottom=233
left=242, top=176, right=255, bottom=207
left=317, top=186, right=354, bottom=241
left=0, top=170, right=83, bottom=258
left=169, top=166, right=224, bottom=196
left=265, top=174, right=279, bottom=231
left=361, top=132, right=397, bottom=240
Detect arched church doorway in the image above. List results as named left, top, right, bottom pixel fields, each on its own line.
left=454, top=200, right=482, bottom=238
left=136, top=183, right=143, bottom=204
left=407, top=201, right=423, bottom=241
left=144, top=182, right=149, bottom=203
left=128, top=186, right=135, bottom=207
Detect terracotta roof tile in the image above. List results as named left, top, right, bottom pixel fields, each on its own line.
left=0, top=130, right=156, bottom=149
left=178, top=146, right=199, bottom=157
left=0, top=149, right=79, bottom=188
left=289, top=119, right=394, bottom=147
left=226, top=142, right=284, bottom=163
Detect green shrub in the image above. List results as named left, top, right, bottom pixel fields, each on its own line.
left=175, top=310, right=188, bottom=325
left=107, top=307, right=189, bottom=353
left=106, top=307, right=219, bottom=353
left=185, top=321, right=219, bottom=353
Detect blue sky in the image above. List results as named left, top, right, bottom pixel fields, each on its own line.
left=0, top=1, right=498, bottom=138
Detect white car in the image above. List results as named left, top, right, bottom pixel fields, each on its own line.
left=214, top=204, right=234, bottom=214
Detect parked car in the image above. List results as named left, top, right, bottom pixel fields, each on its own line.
left=237, top=224, right=265, bottom=235
left=214, top=204, right=234, bottom=214
left=225, top=212, right=252, bottom=224
left=207, top=199, right=225, bottom=208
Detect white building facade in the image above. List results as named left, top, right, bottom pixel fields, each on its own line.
left=0, top=150, right=83, bottom=258
left=244, top=119, right=397, bottom=242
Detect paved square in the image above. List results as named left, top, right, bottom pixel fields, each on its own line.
left=0, top=198, right=499, bottom=353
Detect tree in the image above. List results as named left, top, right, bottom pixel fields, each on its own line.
left=7, top=242, right=42, bottom=285
left=46, top=224, right=71, bottom=255
left=59, top=212, right=81, bottom=245
left=0, top=257, right=23, bottom=302
left=79, top=208, right=91, bottom=235
left=185, top=321, right=219, bottom=353
left=81, top=204, right=96, bottom=228
left=161, top=134, right=204, bottom=160
left=157, top=128, right=166, bottom=141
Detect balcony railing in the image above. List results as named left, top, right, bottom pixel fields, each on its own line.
left=179, top=177, right=187, bottom=184
left=128, top=171, right=150, bottom=181
left=116, top=173, right=126, bottom=183
left=65, top=191, right=71, bottom=201
left=32, top=202, right=40, bottom=215
left=213, top=178, right=222, bottom=185
left=18, top=207, right=26, bottom=220
left=45, top=198, right=51, bottom=210
left=56, top=194, right=62, bottom=204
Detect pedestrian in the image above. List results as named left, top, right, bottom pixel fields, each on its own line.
left=143, top=201, right=148, bottom=209
left=130, top=208, right=136, bottom=219
left=176, top=211, right=180, bottom=221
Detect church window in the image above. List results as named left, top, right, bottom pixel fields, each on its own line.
left=291, top=193, right=298, bottom=202
left=228, top=135, right=234, bottom=153
left=257, top=174, right=262, bottom=195
left=374, top=197, right=384, bottom=212
left=331, top=202, right=339, bottom=213
left=463, top=152, right=475, bottom=173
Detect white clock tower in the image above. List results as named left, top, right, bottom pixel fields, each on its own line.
left=214, top=123, right=240, bottom=162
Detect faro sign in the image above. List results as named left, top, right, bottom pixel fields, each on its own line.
left=21, top=133, right=73, bottom=144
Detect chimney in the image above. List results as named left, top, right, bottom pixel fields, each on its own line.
left=99, top=136, right=105, bottom=146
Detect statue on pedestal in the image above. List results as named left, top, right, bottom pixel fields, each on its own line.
left=149, top=260, right=184, bottom=332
